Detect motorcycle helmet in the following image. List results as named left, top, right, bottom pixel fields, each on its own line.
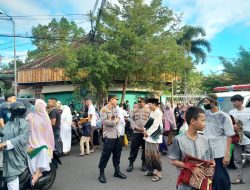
left=0, top=102, right=10, bottom=109
left=10, top=101, right=27, bottom=120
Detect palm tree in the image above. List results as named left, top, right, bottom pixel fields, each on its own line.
left=177, top=25, right=211, bottom=96
left=177, top=25, right=211, bottom=64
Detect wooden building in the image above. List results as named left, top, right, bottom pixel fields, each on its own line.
left=16, top=53, right=77, bottom=106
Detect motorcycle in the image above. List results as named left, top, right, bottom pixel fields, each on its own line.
left=71, top=112, right=81, bottom=145
left=0, top=132, right=61, bottom=190
left=242, top=131, right=250, bottom=160
left=0, top=151, right=61, bottom=190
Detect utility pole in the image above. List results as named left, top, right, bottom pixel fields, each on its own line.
left=184, top=69, right=188, bottom=104
left=89, top=11, right=95, bottom=42
left=89, top=0, right=107, bottom=42
left=0, top=10, right=17, bottom=97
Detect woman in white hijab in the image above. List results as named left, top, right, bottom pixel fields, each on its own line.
left=60, top=105, right=72, bottom=155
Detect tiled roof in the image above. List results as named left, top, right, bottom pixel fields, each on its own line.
left=20, top=36, right=90, bottom=70
left=20, top=54, right=63, bottom=70
left=0, top=70, right=14, bottom=74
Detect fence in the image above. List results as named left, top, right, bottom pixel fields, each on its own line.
left=161, top=94, right=205, bottom=105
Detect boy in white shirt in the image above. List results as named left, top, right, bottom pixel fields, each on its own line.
left=229, top=94, right=250, bottom=184
left=86, top=99, right=97, bottom=152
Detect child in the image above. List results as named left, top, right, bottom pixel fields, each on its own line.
left=78, top=118, right=92, bottom=156
left=169, top=107, right=214, bottom=190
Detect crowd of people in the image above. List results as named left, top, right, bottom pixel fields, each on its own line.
left=0, top=94, right=75, bottom=189
left=96, top=93, right=250, bottom=190
left=0, top=92, right=249, bottom=190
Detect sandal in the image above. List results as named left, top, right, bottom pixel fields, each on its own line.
left=152, top=175, right=162, bottom=182
left=145, top=172, right=154, bottom=176
left=231, top=178, right=245, bottom=184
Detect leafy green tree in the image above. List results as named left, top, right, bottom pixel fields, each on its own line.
left=222, top=47, right=250, bottom=84
left=0, top=59, right=25, bottom=71
left=27, top=17, right=85, bottom=60
left=64, top=44, right=117, bottom=99
left=201, top=47, right=250, bottom=93
left=201, top=73, right=231, bottom=93
left=95, top=0, right=187, bottom=102
left=187, top=70, right=204, bottom=94
left=0, top=81, right=12, bottom=95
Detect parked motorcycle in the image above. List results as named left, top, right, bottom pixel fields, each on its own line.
left=71, top=112, right=81, bottom=145
left=242, top=131, right=250, bottom=160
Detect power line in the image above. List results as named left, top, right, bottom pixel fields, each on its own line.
left=0, top=14, right=88, bottom=18
left=207, top=55, right=235, bottom=60
left=0, top=18, right=11, bottom=21
left=90, top=0, right=107, bottom=42
left=76, top=20, right=89, bottom=25
left=0, top=40, right=13, bottom=46
left=68, top=16, right=88, bottom=21
left=0, top=16, right=88, bottom=22
left=0, top=34, right=83, bottom=42
left=1, top=16, right=89, bottom=38
left=0, top=15, right=89, bottom=40
left=0, top=42, right=31, bottom=50
left=0, top=55, right=26, bottom=60
left=92, top=0, right=100, bottom=15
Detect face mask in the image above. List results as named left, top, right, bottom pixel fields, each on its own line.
left=204, top=104, right=211, bottom=110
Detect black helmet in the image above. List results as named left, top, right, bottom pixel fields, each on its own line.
left=10, top=101, right=27, bottom=120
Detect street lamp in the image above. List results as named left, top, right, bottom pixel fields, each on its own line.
left=0, top=10, right=17, bottom=97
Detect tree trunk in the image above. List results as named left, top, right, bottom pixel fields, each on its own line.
left=121, top=76, right=128, bottom=104
left=184, top=69, right=188, bottom=104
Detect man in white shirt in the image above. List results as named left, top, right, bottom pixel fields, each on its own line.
left=229, top=94, right=250, bottom=184
left=86, top=99, right=97, bottom=152
left=116, top=103, right=128, bottom=146
left=203, top=93, right=234, bottom=190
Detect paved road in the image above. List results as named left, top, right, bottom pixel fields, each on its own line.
left=52, top=144, right=250, bottom=190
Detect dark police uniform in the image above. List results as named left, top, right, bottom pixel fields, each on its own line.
left=127, top=106, right=150, bottom=171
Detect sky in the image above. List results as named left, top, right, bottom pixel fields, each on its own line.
left=0, top=0, right=250, bottom=75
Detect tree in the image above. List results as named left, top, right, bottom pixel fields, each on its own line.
left=222, top=47, right=250, bottom=84
left=0, top=59, right=25, bottom=71
left=0, top=81, right=12, bottom=96
left=187, top=70, right=204, bottom=94
left=201, top=73, right=231, bottom=93
left=177, top=25, right=211, bottom=64
left=27, top=17, right=85, bottom=60
left=64, top=44, right=117, bottom=100
left=201, top=47, right=250, bottom=93
left=176, top=25, right=211, bottom=95
left=94, top=0, right=187, bottom=102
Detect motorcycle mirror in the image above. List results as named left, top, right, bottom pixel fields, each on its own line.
left=243, top=131, right=250, bottom=139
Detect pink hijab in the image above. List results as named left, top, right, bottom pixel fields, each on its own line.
left=26, top=99, right=55, bottom=158
left=164, top=102, right=177, bottom=129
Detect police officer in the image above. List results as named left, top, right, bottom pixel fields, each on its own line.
left=127, top=97, right=150, bottom=172
left=98, top=95, right=127, bottom=183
